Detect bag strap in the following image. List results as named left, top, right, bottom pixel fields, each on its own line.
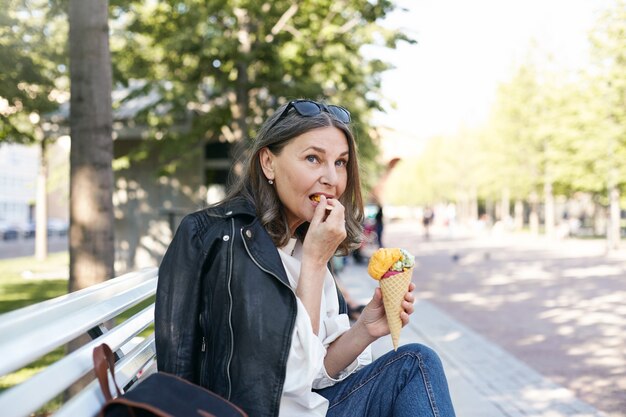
left=93, top=343, right=123, bottom=401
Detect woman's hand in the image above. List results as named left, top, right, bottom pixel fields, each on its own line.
left=302, top=195, right=347, bottom=267
left=297, top=195, right=346, bottom=334
left=357, top=282, right=416, bottom=339
left=324, top=282, right=415, bottom=377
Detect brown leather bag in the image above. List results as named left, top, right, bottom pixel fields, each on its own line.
left=93, top=343, right=248, bottom=417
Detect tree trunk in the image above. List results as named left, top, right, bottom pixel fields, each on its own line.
left=470, top=187, right=478, bottom=224
left=608, top=187, right=621, bottom=250
left=529, top=191, right=539, bottom=235
left=514, top=200, right=524, bottom=231
left=485, top=199, right=494, bottom=224
left=500, top=188, right=510, bottom=223
left=544, top=182, right=555, bottom=238
left=68, top=0, right=114, bottom=292
left=35, top=139, right=48, bottom=261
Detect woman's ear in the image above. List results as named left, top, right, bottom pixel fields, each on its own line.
left=259, top=147, right=275, bottom=181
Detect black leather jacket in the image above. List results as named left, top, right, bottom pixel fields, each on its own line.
left=155, top=197, right=346, bottom=417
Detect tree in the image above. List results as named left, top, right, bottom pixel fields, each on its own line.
left=68, top=0, right=114, bottom=291
left=379, top=1, right=626, bottom=239
left=485, top=64, right=544, bottom=232
left=589, top=0, right=626, bottom=249
left=109, top=0, right=412, bottom=186
left=0, top=0, right=68, bottom=259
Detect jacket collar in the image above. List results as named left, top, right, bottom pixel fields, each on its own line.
left=221, top=197, right=257, bottom=218
left=222, top=197, right=292, bottom=288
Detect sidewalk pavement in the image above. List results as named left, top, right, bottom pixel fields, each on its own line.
left=336, top=260, right=609, bottom=417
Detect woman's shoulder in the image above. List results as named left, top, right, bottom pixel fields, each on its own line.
left=181, top=198, right=257, bottom=233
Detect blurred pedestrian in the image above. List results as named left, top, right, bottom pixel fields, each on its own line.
left=352, top=244, right=366, bottom=264
left=423, top=206, right=434, bottom=239
left=374, top=203, right=384, bottom=248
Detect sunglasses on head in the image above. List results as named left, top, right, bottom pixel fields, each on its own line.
left=267, top=99, right=351, bottom=131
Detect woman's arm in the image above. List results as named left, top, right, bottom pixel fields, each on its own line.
left=296, top=257, right=328, bottom=334
left=155, top=214, right=205, bottom=381
left=299, top=196, right=347, bottom=334
left=324, top=283, right=416, bottom=378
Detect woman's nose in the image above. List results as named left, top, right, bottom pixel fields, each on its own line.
left=321, top=164, right=338, bottom=185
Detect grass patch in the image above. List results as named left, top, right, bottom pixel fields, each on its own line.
left=0, top=252, right=69, bottom=313
left=0, top=251, right=69, bottom=281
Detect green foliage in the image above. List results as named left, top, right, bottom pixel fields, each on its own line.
left=589, top=0, right=626, bottom=189
left=383, top=134, right=455, bottom=205
left=110, top=0, right=413, bottom=184
left=0, top=0, right=68, bottom=144
left=1, top=0, right=410, bottom=191
left=491, top=63, right=545, bottom=198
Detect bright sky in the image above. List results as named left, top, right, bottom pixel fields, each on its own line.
left=373, top=0, right=613, bottom=139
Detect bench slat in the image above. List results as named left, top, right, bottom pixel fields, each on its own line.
left=54, top=335, right=157, bottom=417
left=0, top=269, right=157, bottom=376
left=0, top=306, right=154, bottom=417
left=0, top=268, right=156, bottom=331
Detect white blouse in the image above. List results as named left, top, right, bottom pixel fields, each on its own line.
left=277, top=238, right=372, bottom=417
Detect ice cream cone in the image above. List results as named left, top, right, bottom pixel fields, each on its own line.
left=379, top=267, right=413, bottom=350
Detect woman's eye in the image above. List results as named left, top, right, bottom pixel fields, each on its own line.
left=306, top=155, right=319, bottom=163
left=336, top=159, right=348, bottom=167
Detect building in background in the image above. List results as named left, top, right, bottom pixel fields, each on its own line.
left=0, top=140, right=69, bottom=240
left=46, top=137, right=70, bottom=222
left=113, top=136, right=234, bottom=272
left=0, top=143, right=38, bottom=226
left=110, top=82, right=233, bottom=272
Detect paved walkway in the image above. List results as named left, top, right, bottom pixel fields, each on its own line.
left=336, top=260, right=609, bottom=417
left=0, top=235, right=67, bottom=259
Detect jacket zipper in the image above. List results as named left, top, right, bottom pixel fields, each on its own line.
left=240, top=227, right=297, bottom=416
left=199, top=314, right=208, bottom=386
left=225, top=218, right=236, bottom=399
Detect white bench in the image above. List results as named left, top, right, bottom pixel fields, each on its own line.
left=0, top=267, right=158, bottom=417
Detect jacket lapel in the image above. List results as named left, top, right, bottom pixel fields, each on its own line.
left=240, top=221, right=291, bottom=288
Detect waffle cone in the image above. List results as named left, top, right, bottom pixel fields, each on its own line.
left=379, top=268, right=413, bottom=350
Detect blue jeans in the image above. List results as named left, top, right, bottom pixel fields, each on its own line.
left=316, top=344, right=456, bottom=417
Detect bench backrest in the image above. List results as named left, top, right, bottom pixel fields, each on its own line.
left=0, top=267, right=158, bottom=417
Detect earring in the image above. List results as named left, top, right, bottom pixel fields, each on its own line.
left=268, top=179, right=274, bottom=185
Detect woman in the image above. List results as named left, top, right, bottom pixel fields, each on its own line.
left=155, top=99, right=456, bottom=417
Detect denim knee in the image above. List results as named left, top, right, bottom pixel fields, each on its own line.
left=319, top=343, right=456, bottom=417
left=396, top=343, right=444, bottom=370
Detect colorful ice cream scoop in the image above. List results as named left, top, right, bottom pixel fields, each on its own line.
left=367, top=248, right=415, bottom=280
